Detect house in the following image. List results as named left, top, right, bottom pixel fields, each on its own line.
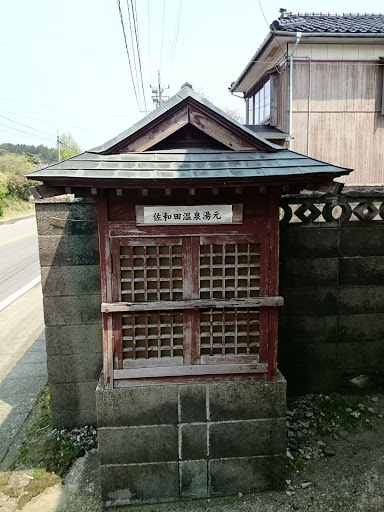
left=230, top=11, right=384, bottom=185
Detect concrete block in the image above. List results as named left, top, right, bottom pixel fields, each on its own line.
left=337, top=370, right=384, bottom=391
left=339, top=256, right=384, bottom=285
left=280, top=227, right=339, bottom=258
left=98, top=425, right=178, bottom=464
left=100, top=462, right=179, bottom=505
left=181, top=424, right=207, bottom=460
left=47, top=352, right=102, bottom=384
left=210, top=455, right=285, bottom=496
left=280, top=258, right=338, bottom=288
left=179, top=384, right=207, bottom=423
left=337, top=341, right=384, bottom=370
left=41, top=265, right=101, bottom=296
left=279, top=315, right=337, bottom=345
left=45, top=324, right=102, bottom=355
left=50, top=381, right=97, bottom=418
left=209, top=419, right=286, bottom=458
left=53, top=409, right=97, bottom=428
left=339, top=286, right=384, bottom=314
left=279, top=343, right=337, bottom=371
left=180, top=460, right=208, bottom=498
left=38, top=235, right=99, bottom=266
left=340, top=225, right=384, bottom=257
left=209, top=374, right=286, bottom=422
left=96, top=382, right=178, bottom=427
left=338, top=313, right=384, bottom=343
left=282, top=287, right=337, bottom=316
left=35, top=201, right=97, bottom=236
left=43, top=295, right=101, bottom=326
left=282, top=367, right=337, bottom=395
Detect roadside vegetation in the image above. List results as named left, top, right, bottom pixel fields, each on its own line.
left=1, top=385, right=97, bottom=508
left=0, top=135, right=81, bottom=218
left=10, top=385, right=78, bottom=477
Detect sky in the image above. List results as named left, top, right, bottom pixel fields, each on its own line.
left=0, top=0, right=382, bottom=152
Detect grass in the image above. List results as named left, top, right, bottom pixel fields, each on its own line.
left=11, top=385, right=77, bottom=477
left=2, top=196, right=34, bottom=218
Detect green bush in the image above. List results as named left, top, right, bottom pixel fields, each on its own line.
left=0, top=187, right=5, bottom=217
left=0, top=153, right=34, bottom=204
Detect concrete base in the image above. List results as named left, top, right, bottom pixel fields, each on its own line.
left=96, top=373, right=287, bottom=507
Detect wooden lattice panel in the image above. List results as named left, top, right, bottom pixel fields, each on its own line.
left=120, top=243, right=183, bottom=302
left=200, top=242, right=260, bottom=299
left=200, top=308, right=259, bottom=357
left=122, top=311, right=184, bottom=361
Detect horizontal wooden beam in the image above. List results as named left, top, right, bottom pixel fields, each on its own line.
left=114, top=362, right=268, bottom=380
left=101, top=296, right=284, bottom=313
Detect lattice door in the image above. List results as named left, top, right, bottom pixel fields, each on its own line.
left=198, top=235, right=269, bottom=365
left=109, top=234, right=270, bottom=373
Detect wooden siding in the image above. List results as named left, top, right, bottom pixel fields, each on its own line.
left=290, top=60, right=384, bottom=185
left=276, top=65, right=289, bottom=134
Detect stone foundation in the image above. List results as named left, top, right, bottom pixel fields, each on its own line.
left=96, top=373, right=286, bottom=507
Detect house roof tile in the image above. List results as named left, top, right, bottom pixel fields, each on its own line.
left=271, top=12, right=384, bottom=33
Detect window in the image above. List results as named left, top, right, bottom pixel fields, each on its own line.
left=247, top=79, right=271, bottom=125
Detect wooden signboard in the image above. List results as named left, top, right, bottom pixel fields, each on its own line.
left=136, top=204, right=243, bottom=225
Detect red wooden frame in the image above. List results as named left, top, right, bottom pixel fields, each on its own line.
left=97, top=187, right=283, bottom=387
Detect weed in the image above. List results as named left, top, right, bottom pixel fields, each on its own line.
left=29, top=469, right=44, bottom=480
left=13, top=384, right=78, bottom=477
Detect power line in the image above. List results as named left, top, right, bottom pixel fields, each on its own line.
left=147, top=0, right=152, bottom=82
left=167, top=0, right=183, bottom=86
left=0, top=97, right=141, bottom=119
left=0, top=126, right=55, bottom=144
left=130, top=0, right=147, bottom=111
left=116, top=0, right=142, bottom=112
left=257, top=0, right=286, bottom=60
left=0, top=121, right=56, bottom=142
left=126, top=0, right=142, bottom=111
left=0, top=113, right=55, bottom=137
left=160, top=0, right=166, bottom=72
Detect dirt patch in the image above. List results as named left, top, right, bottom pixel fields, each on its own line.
left=0, top=469, right=60, bottom=510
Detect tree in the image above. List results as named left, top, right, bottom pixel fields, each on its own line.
left=59, top=133, right=82, bottom=161
left=0, top=153, right=34, bottom=201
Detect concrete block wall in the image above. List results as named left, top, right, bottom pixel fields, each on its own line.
left=279, top=222, right=384, bottom=393
left=35, top=193, right=384, bottom=429
left=35, top=198, right=102, bottom=427
left=96, top=375, right=286, bottom=506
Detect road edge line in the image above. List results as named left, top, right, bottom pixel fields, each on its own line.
left=0, top=276, right=41, bottom=313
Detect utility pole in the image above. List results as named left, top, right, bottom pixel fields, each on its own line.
left=150, top=71, right=169, bottom=108
left=57, top=130, right=61, bottom=162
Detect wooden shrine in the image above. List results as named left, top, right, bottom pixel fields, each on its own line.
left=27, top=84, right=352, bottom=505
left=28, top=85, right=350, bottom=389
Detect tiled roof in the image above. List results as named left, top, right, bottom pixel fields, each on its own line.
left=26, top=149, right=352, bottom=181
left=271, top=12, right=384, bottom=33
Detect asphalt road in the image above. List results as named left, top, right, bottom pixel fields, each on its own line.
left=0, top=215, right=45, bottom=463
left=0, top=216, right=40, bottom=305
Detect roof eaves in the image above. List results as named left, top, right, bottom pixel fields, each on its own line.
left=229, top=33, right=277, bottom=93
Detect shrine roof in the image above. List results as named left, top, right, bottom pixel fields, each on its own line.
left=26, top=148, right=352, bottom=181
left=26, top=84, right=352, bottom=185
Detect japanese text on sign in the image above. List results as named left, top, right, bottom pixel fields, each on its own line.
left=141, top=205, right=233, bottom=225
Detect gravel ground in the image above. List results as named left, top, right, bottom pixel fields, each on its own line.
left=57, top=392, right=384, bottom=512
left=2, top=392, right=384, bottom=511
